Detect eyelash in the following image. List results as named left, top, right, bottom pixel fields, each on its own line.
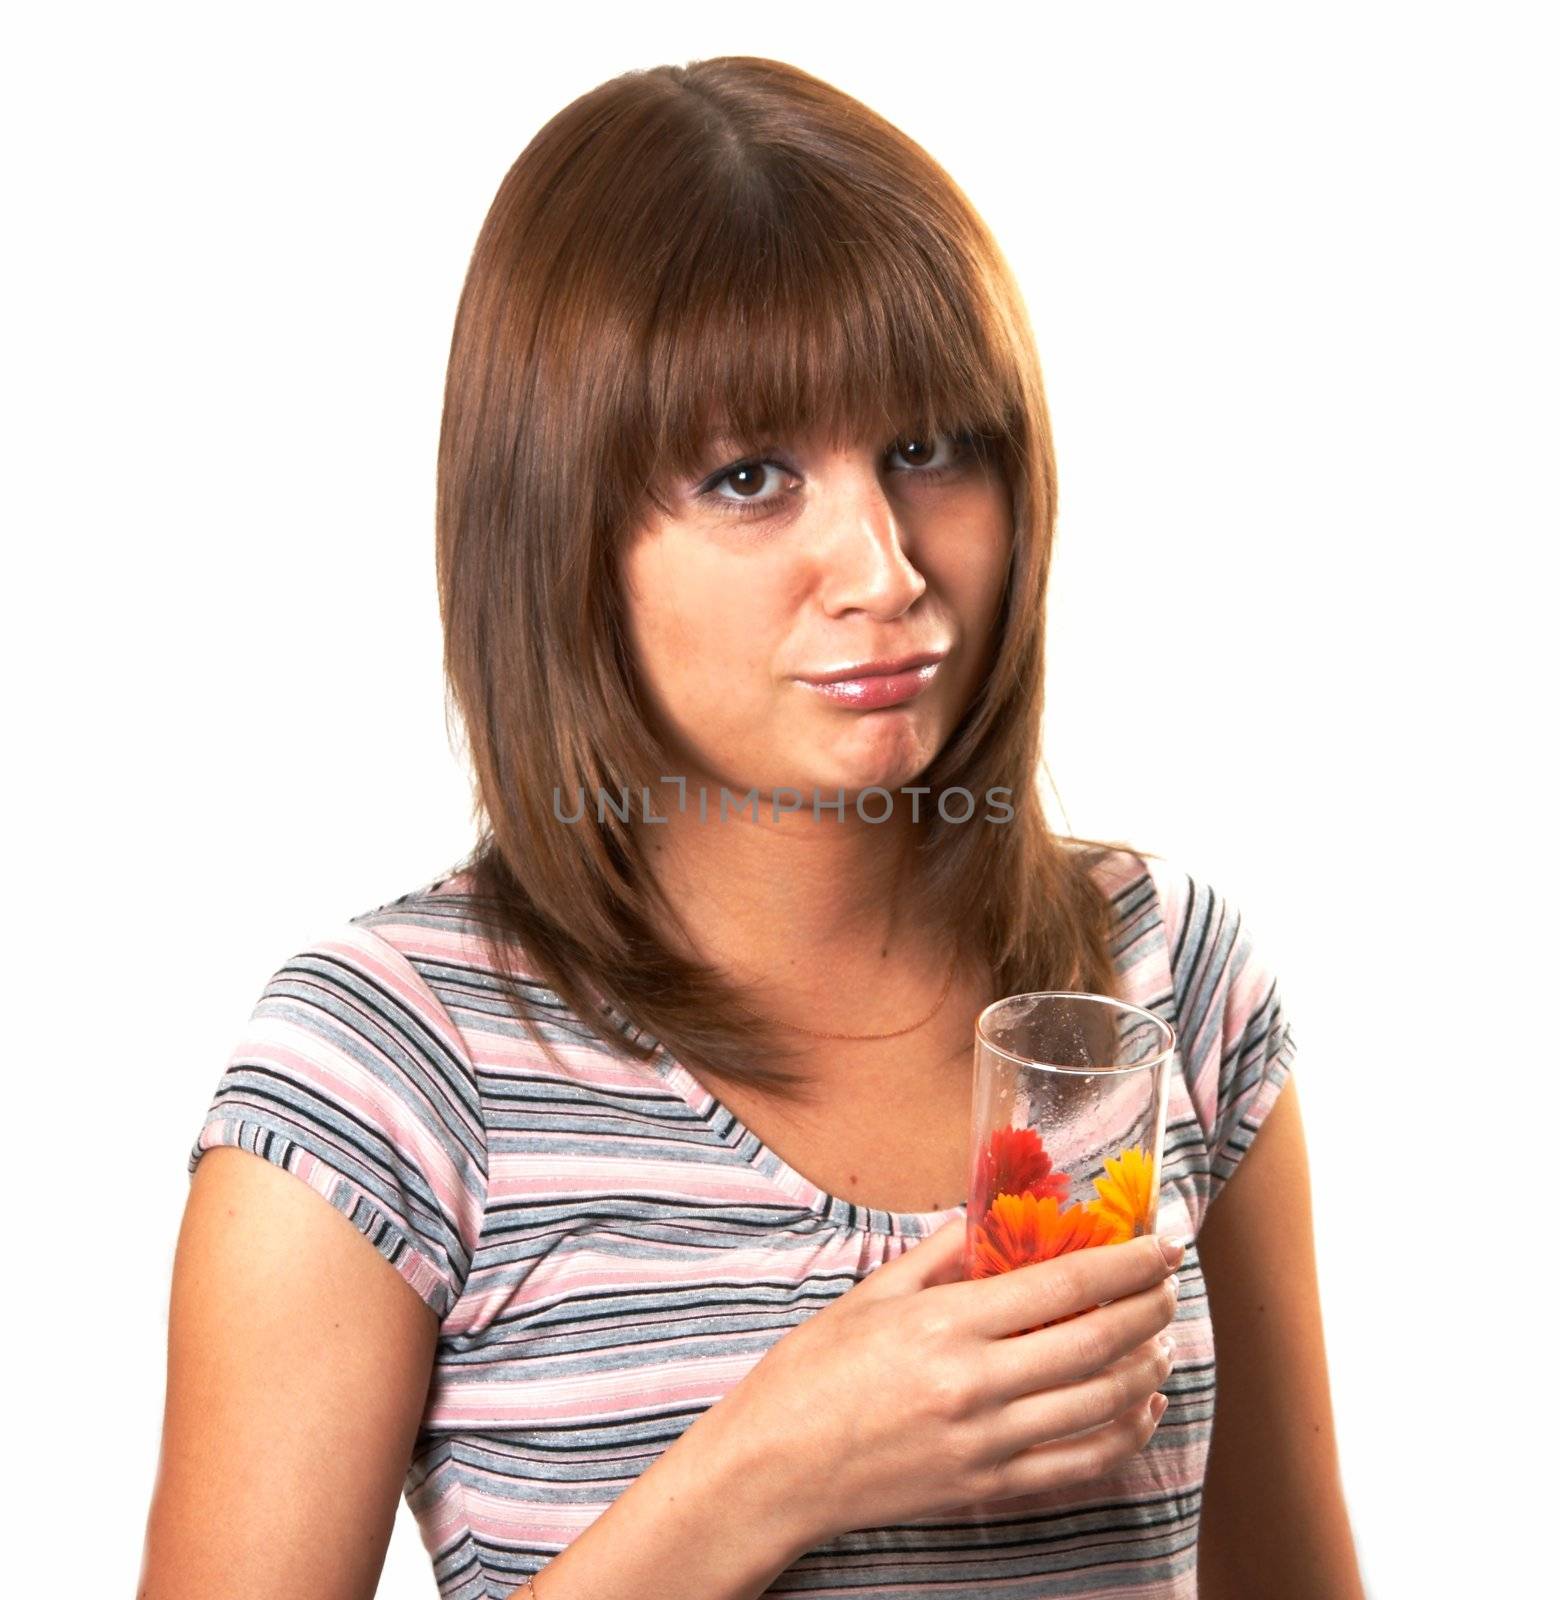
left=696, top=429, right=983, bottom=522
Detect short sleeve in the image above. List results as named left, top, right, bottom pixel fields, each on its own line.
left=188, top=922, right=488, bottom=1322
left=1156, top=867, right=1297, bottom=1228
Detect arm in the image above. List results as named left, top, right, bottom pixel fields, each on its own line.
left=1194, top=1074, right=1366, bottom=1600
left=517, top=1405, right=815, bottom=1600
left=138, top=1146, right=439, bottom=1599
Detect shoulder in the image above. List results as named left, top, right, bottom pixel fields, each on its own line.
left=260, top=869, right=490, bottom=1080
left=212, top=863, right=494, bottom=1133
left=1089, top=848, right=1275, bottom=1000
left=348, top=867, right=493, bottom=967
left=1072, top=844, right=1171, bottom=972
left=1134, top=857, right=1299, bottom=1212
left=1079, top=848, right=1296, bottom=1103
left=189, top=871, right=494, bottom=1322
left=343, top=867, right=553, bottom=1038
left=1135, top=859, right=1290, bottom=1054
left=348, top=867, right=647, bottom=1078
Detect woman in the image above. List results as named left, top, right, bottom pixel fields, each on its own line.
left=140, top=55, right=1363, bottom=1600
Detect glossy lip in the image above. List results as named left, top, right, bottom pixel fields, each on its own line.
left=798, top=662, right=941, bottom=709
left=797, top=648, right=950, bottom=685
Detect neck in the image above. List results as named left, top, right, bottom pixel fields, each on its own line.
left=634, top=784, right=934, bottom=999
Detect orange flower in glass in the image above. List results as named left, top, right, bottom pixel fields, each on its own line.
left=1084, top=1145, right=1157, bottom=1240
left=969, top=1192, right=1124, bottom=1279
left=971, top=1124, right=1071, bottom=1217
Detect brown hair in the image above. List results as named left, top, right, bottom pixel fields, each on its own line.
left=436, top=55, right=1158, bottom=1104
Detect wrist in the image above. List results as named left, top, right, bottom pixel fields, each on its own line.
left=514, top=1405, right=818, bottom=1600
left=670, top=1400, right=823, bottom=1566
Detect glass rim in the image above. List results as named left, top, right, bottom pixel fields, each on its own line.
left=975, top=990, right=1176, bottom=1075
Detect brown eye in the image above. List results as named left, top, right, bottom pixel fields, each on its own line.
left=695, top=452, right=801, bottom=521
left=724, top=462, right=774, bottom=500
left=887, top=431, right=974, bottom=474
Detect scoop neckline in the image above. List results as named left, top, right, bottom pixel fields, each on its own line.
left=650, top=1046, right=970, bottom=1240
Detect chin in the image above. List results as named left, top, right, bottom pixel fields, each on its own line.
left=802, top=734, right=944, bottom=801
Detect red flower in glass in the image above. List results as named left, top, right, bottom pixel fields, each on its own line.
left=972, top=1124, right=1071, bottom=1216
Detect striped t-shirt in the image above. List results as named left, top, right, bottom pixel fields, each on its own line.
left=189, top=848, right=1295, bottom=1598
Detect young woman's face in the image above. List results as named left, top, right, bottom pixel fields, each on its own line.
left=619, top=424, right=1014, bottom=802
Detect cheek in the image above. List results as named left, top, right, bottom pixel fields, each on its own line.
left=928, top=499, right=1012, bottom=688
left=667, top=583, right=769, bottom=678
left=626, top=549, right=788, bottom=712
left=932, top=516, right=1011, bottom=627
left=972, top=499, right=1016, bottom=618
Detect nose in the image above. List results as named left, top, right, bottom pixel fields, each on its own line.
left=813, top=466, right=928, bottom=620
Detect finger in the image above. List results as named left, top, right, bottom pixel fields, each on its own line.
left=982, top=1273, right=1179, bottom=1398
left=962, top=1233, right=1178, bottom=1340
left=987, top=1332, right=1174, bottom=1460
left=988, top=1391, right=1167, bottom=1504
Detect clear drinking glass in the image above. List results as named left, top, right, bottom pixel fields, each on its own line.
left=963, top=992, right=1175, bottom=1332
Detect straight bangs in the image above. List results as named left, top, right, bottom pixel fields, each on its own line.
left=627, top=187, right=1026, bottom=522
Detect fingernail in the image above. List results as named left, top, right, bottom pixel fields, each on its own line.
left=1157, top=1236, right=1185, bottom=1268
left=1167, top=1274, right=1180, bottom=1297
left=1149, top=1392, right=1169, bottom=1423
left=1157, top=1332, right=1177, bottom=1362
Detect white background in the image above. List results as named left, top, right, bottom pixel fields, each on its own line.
left=6, top=3, right=1554, bottom=1594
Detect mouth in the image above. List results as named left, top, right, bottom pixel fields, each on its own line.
left=797, top=648, right=950, bottom=685
left=794, top=657, right=945, bottom=710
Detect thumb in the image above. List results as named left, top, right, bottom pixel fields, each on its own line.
left=859, top=1209, right=970, bottom=1298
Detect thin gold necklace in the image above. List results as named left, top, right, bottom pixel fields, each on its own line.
left=733, top=945, right=962, bottom=1041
